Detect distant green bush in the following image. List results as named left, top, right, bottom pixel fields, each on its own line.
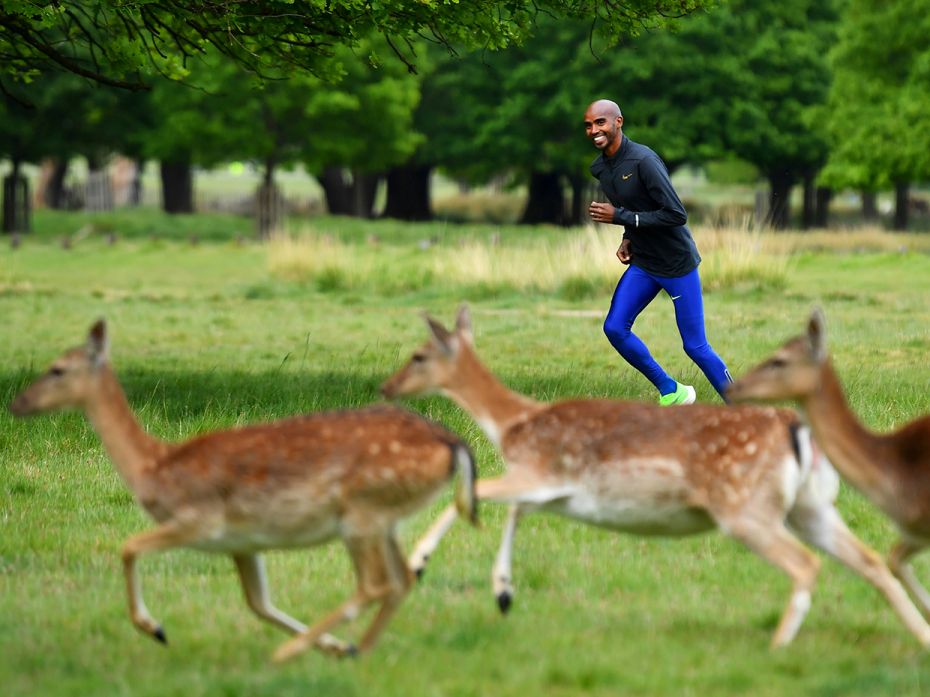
left=703, top=158, right=761, bottom=185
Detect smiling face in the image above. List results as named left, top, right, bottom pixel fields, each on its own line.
left=584, top=100, right=624, bottom=156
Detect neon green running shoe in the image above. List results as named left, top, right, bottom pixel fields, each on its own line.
left=658, top=382, right=696, bottom=406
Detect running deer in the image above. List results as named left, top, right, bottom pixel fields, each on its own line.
left=728, top=307, right=930, bottom=620
left=380, top=305, right=930, bottom=648
left=9, top=320, right=476, bottom=662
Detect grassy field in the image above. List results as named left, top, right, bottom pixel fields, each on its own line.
left=2, top=211, right=930, bottom=696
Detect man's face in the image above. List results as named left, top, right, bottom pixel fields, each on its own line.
left=584, top=107, right=622, bottom=151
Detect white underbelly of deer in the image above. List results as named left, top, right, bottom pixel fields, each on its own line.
left=518, top=455, right=710, bottom=534
left=542, top=486, right=714, bottom=535
left=190, top=519, right=342, bottom=553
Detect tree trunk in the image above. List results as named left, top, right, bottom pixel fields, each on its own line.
left=45, top=159, right=70, bottom=209
left=566, top=174, right=588, bottom=227
left=814, top=187, right=832, bottom=228
left=129, top=158, right=143, bottom=206
left=317, top=167, right=380, bottom=217
left=893, top=181, right=909, bottom=231
left=256, top=159, right=283, bottom=239
left=766, top=170, right=795, bottom=229
left=801, top=173, right=816, bottom=229
left=160, top=159, right=194, bottom=214
left=383, top=164, right=432, bottom=220
left=2, top=159, right=30, bottom=234
left=520, top=170, right=565, bottom=225
left=318, top=167, right=351, bottom=215
left=861, top=190, right=878, bottom=220
left=351, top=169, right=380, bottom=218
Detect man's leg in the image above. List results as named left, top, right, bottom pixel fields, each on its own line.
left=660, top=268, right=732, bottom=399
left=603, top=265, right=677, bottom=395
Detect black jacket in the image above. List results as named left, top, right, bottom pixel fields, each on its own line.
left=590, top=135, right=700, bottom=277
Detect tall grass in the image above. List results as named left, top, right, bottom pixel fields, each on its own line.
left=268, top=220, right=793, bottom=298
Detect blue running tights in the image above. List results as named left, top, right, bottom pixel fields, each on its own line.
left=603, top=265, right=731, bottom=399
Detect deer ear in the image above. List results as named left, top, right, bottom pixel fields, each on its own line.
left=423, top=313, right=456, bottom=355
left=87, top=319, right=110, bottom=367
left=455, top=304, right=473, bottom=346
left=808, top=307, right=827, bottom=363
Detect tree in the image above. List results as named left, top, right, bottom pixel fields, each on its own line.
left=136, top=40, right=422, bottom=226
left=820, top=0, right=930, bottom=230
left=300, top=42, right=422, bottom=218
left=382, top=46, right=506, bottom=222
left=143, top=74, right=219, bottom=214
left=719, top=0, right=836, bottom=228
left=473, top=20, right=602, bottom=225
left=1, top=1, right=711, bottom=96
left=0, top=72, right=148, bottom=229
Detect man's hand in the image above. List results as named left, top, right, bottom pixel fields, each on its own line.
left=616, top=239, right=632, bottom=264
left=589, top=201, right=616, bottom=224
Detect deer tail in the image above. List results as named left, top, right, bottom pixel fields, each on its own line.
left=451, top=442, right=478, bottom=526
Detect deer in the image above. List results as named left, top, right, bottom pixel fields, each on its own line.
left=727, top=307, right=930, bottom=621
left=380, top=305, right=930, bottom=648
left=8, top=320, right=477, bottom=663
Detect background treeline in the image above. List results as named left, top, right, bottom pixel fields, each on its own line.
left=2, top=0, right=928, bottom=234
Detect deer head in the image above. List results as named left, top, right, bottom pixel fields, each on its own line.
left=381, top=305, right=474, bottom=399
left=10, top=319, right=110, bottom=416
left=727, top=308, right=829, bottom=404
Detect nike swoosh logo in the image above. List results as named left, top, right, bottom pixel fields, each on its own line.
left=670, top=295, right=682, bottom=300
left=622, top=173, right=634, bottom=180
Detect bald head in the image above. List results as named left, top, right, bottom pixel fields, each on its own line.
left=587, top=99, right=622, bottom=118
left=583, top=99, right=624, bottom=156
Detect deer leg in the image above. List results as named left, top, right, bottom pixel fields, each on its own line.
left=272, top=536, right=399, bottom=663
left=408, top=504, right=458, bottom=579
left=492, top=504, right=522, bottom=614
left=121, top=522, right=205, bottom=645
left=355, top=534, right=414, bottom=654
left=232, top=554, right=351, bottom=655
left=889, top=539, right=930, bottom=620
left=726, top=519, right=820, bottom=648
left=789, top=506, right=930, bottom=646
left=408, top=473, right=550, bottom=584
left=476, top=474, right=574, bottom=614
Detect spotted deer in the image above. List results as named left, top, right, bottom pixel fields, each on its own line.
left=380, top=305, right=930, bottom=648
left=9, top=320, right=476, bottom=662
left=728, top=307, right=930, bottom=621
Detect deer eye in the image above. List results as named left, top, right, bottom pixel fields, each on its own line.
left=769, top=359, right=787, bottom=369
left=411, top=354, right=427, bottom=363
left=49, top=367, right=65, bottom=377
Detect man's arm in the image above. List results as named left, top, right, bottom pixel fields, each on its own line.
left=610, top=156, right=688, bottom=228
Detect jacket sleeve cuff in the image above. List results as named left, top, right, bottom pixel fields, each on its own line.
left=612, top=207, right=634, bottom=226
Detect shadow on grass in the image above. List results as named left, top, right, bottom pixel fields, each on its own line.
left=0, top=362, right=638, bottom=427
left=1, top=366, right=429, bottom=429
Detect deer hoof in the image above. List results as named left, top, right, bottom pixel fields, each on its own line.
left=497, top=592, right=512, bottom=615
left=153, top=626, right=168, bottom=645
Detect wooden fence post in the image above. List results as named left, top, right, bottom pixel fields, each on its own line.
left=85, top=170, right=113, bottom=212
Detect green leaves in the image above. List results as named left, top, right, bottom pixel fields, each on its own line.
left=822, top=0, right=930, bottom=190
left=1, top=1, right=713, bottom=93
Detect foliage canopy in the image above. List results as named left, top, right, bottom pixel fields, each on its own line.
left=821, top=0, right=930, bottom=190
left=0, top=0, right=710, bottom=94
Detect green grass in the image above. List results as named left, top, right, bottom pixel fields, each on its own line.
left=2, top=213, right=930, bottom=696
